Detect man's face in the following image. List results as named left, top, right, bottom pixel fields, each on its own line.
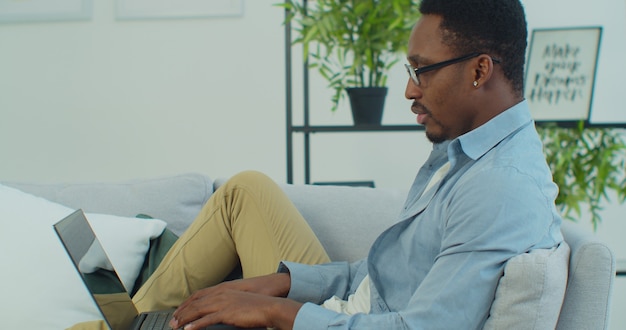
left=405, top=15, right=477, bottom=143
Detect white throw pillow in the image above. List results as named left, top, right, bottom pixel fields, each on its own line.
left=0, top=184, right=166, bottom=329
left=483, top=242, right=570, bottom=330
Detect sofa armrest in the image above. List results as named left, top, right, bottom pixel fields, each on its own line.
left=557, top=220, right=616, bottom=330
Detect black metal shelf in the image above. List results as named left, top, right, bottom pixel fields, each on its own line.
left=534, top=121, right=626, bottom=129
left=286, top=124, right=423, bottom=185
left=617, top=260, right=626, bottom=277
left=283, top=0, right=425, bottom=184
left=291, top=125, right=425, bottom=133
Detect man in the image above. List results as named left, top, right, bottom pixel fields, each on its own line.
left=132, top=0, right=564, bottom=329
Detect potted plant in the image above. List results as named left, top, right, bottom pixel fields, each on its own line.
left=538, top=123, right=626, bottom=230
left=281, top=0, right=420, bottom=126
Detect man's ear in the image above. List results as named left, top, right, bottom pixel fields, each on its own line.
left=472, top=55, right=495, bottom=88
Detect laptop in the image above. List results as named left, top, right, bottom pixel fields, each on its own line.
left=54, top=209, right=264, bottom=330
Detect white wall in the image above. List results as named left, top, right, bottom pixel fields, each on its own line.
left=0, top=0, right=431, bottom=190
left=1, top=0, right=625, bottom=327
left=0, top=0, right=290, bottom=184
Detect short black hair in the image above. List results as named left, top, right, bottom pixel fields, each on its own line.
left=419, top=0, right=527, bottom=95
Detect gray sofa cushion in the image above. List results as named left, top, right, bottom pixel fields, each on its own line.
left=282, top=184, right=405, bottom=262
left=3, top=173, right=213, bottom=236
left=484, top=242, right=570, bottom=330
left=215, top=178, right=407, bottom=262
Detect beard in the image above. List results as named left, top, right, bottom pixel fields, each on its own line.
left=426, top=130, right=448, bottom=144
left=413, top=102, right=449, bottom=144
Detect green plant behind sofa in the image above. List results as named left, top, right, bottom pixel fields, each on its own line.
left=538, top=122, right=626, bottom=230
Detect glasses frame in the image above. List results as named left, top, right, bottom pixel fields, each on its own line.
left=405, top=52, right=501, bottom=86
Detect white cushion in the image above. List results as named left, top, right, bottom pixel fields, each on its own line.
left=483, top=242, right=570, bottom=330
left=79, top=213, right=166, bottom=290
left=0, top=184, right=166, bottom=329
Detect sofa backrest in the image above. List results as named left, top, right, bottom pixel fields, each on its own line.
left=3, top=173, right=213, bottom=236
left=280, top=183, right=407, bottom=262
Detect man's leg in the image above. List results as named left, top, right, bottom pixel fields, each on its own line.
left=132, top=171, right=330, bottom=312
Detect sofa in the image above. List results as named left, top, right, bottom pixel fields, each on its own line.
left=0, top=172, right=616, bottom=329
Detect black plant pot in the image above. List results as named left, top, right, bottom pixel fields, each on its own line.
left=346, top=87, right=388, bottom=126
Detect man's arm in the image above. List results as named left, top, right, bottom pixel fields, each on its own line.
left=168, top=258, right=367, bottom=329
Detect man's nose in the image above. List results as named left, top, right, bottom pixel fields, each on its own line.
left=405, top=78, right=422, bottom=100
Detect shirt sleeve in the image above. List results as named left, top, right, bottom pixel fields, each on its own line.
left=293, top=303, right=407, bottom=330
left=279, top=259, right=367, bottom=304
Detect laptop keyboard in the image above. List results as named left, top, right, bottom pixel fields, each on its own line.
left=141, top=311, right=172, bottom=330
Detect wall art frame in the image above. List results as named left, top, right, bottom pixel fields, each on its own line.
left=0, top=0, right=92, bottom=23
left=524, top=26, right=603, bottom=123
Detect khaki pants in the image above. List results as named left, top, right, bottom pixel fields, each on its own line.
left=69, top=171, right=330, bottom=329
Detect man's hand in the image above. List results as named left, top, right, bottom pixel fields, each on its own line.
left=208, top=272, right=292, bottom=297
left=169, top=273, right=300, bottom=329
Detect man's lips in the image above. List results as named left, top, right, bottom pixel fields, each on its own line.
left=411, top=103, right=429, bottom=125
left=417, top=113, right=428, bottom=125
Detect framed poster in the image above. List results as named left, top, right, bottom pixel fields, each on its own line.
left=0, top=0, right=92, bottom=23
left=117, top=0, right=243, bottom=20
left=524, top=27, right=602, bottom=122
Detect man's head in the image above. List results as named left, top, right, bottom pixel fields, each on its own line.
left=405, top=0, right=528, bottom=143
left=419, top=0, right=527, bottom=94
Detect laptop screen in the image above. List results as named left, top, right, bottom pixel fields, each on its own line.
left=54, top=209, right=138, bottom=329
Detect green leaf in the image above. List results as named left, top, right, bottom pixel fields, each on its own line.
left=538, top=123, right=626, bottom=230
left=279, top=0, right=420, bottom=111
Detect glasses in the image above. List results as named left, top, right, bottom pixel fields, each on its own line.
left=405, top=52, right=501, bottom=86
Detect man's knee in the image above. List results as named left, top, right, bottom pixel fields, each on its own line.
left=228, top=170, right=273, bottom=186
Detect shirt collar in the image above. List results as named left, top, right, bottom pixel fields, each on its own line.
left=454, top=100, right=533, bottom=160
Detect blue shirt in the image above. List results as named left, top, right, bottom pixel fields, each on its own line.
left=282, top=100, right=564, bottom=329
